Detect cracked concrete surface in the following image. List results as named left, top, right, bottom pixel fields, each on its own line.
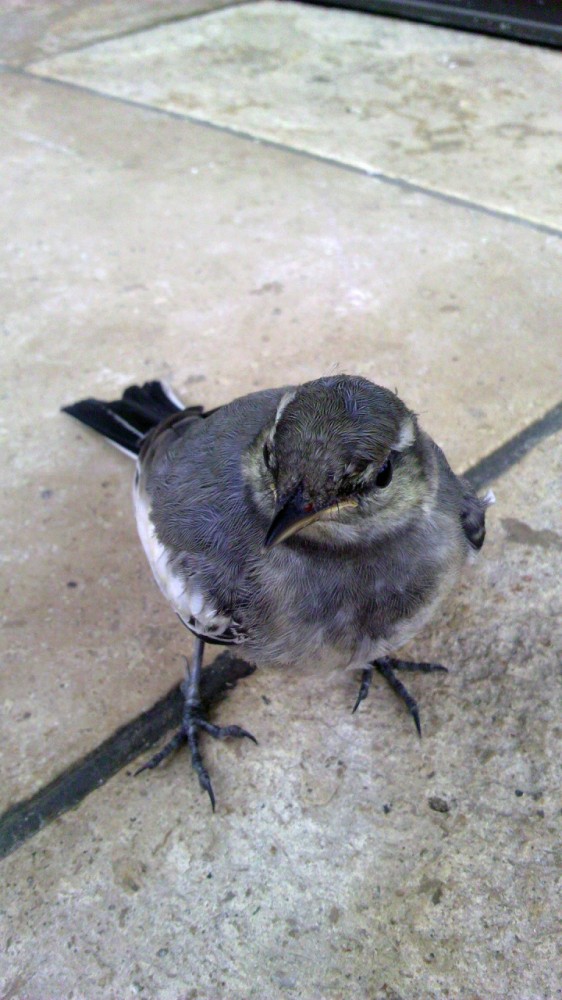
left=0, top=0, right=246, bottom=65
left=28, top=1, right=562, bottom=228
left=1, top=1, right=561, bottom=998
left=3, top=67, right=560, bottom=812
left=2, top=437, right=561, bottom=998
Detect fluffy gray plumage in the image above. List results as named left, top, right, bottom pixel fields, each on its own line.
left=63, top=374, right=493, bottom=806
left=133, top=375, right=490, bottom=666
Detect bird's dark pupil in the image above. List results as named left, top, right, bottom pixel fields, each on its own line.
left=375, top=458, right=392, bottom=488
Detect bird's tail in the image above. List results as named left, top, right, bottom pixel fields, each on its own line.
left=62, top=380, right=196, bottom=458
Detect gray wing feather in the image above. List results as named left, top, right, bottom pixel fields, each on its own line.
left=140, top=386, right=290, bottom=627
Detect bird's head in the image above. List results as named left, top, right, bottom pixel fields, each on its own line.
left=259, top=375, right=432, bottom=548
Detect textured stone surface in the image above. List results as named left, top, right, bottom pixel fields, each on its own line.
left=2, top=435, right=561, bottom=999
left=1, top=75, right=560, bottom=806
left=2, top=68, right=561, bottom=812
left=29, top=1, right=562, bottom=228
left=0, top=0, right=244, bottom=66
left=1, top=5, right=561, bottom=994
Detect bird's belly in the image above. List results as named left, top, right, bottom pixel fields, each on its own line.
left=245, top=550, right=459, bottom=665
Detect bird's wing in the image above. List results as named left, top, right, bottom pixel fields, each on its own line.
left=135, top=386, right=290, bottom=644
left=137, top=405, right=207, bottom=472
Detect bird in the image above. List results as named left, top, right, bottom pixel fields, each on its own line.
left=62, top=375, right=494, bottom=808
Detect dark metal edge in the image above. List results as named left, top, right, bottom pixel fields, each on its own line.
left=297, top=0, right=562, bottom=48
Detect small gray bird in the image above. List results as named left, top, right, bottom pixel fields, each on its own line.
left=63, top=375, right=493, bottom=807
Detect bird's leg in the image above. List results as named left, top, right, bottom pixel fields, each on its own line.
left=135, top=637, right=257, bottom=809
left=352, top=656, right=447, bottom=737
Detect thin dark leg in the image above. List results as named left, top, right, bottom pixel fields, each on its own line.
left=135, top=637, right=257, bottom=810
left=183, top=633, right=205, bottom=710
left=352, top=655, right=448, bottom=736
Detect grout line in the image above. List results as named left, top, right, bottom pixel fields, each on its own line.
left=17, top=0, right=255, bottom=67
left=0, top=655, right=255, bottom=862
left=0, top=399, right=560, bottom=861
left=462, top=400, right=562, bottom=491
left=9, top=66, right=562, bottom=239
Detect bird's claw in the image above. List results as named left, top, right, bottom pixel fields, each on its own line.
left=352, top=656, right=448, bottom=737
left=196, top=718, right=258, bottom=744
left=352, top=666, right=373, bottom=714
left=135, top=706, right=257, bottom=810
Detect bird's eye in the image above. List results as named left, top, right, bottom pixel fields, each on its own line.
left=375, top=456, right=393, bottom=488
left=263, top=440, right=276, bottom=473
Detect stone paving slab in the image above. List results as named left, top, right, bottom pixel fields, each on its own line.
left=2, top=67, right=561, bottom=815
left=28, top=1, right=562, bottom=229
left=0, top=0, right=245, bottom=66
left=2, top=433, right=560, bottom=999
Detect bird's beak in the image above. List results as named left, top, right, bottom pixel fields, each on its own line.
left=264, top=495, right=320, bottom=548
left=264, top=493, right=357, bottom=548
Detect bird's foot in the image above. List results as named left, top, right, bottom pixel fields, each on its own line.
left=352, top=656, right=447, bottom=736
left=135, top=696, right=257, bottom=810
left=352, top=666, right=374, bottom=714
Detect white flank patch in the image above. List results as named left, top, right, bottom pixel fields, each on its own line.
left=133, top=479, right=233, bottom=639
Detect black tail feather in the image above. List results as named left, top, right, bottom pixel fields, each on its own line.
left=62, top=380, right=188, bottom=457
left=121, top=381, right=191, bottom=425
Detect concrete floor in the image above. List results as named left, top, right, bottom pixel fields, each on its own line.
left=1, top=2, right=561, bottom=997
